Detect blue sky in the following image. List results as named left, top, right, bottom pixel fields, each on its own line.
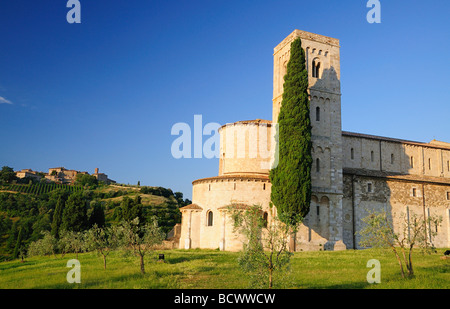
left=1, top=0, right=449, bottom=199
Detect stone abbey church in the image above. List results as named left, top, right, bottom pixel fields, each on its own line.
left=178, top=30, right=450, bottom=251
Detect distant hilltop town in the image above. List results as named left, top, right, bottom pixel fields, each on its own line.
left=15, top=167, right=116, bottom=185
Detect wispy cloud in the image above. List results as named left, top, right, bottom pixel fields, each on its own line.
left=0, top=96, right=13, bottom=105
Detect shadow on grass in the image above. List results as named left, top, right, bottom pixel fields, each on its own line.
left=0, top=259, right=41, bottom=271
left=416, top=263, right=449, bottom=274
left=33, top=271, right=151, bottom=289
left=162, top=251, right=221, bottom=265
left=313, top=282, right=371, bottom=289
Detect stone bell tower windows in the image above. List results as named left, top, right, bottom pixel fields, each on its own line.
left=312, top=58, right=321, bottom=78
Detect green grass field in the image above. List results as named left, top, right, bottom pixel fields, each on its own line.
left=0, top=248, right=448, bottom=289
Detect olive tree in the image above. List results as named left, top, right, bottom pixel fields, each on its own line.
left=84, top=224, right=121, bottom=269
left=59, top=230, right=86, bottom=259
left=119, top=217, right=165, bottom=275
left=229, top=204, right=300, bottom=288
left=28, top=231, right=58, bottom=257
left=359, top=209, right=442, bottom=278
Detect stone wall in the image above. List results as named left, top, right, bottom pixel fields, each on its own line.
left=179, top=175, right=272, bottom=251
left=343, top=172, right=450, bottom=249
left=218, top=120, right=273, bottom=177
left=342, top=132, right=450, bottom=178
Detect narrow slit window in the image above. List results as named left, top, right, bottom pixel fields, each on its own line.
left=391, top=154, right=394, bottom=164
left=207, top=211, right=213, bottom=226
left=410, top=156, right=414, bottom=168
left=371, top=151, right=374, bottom=162
left=351, top=148, right=354, bottom=160
left=316, top=106, right=320, bottom=121
left=412, top=188, right=417, bottom=197
left=428, top=158, right=431, bottom=170
left=316, top=158, right=320, bottom=173
left=367, top=183, right=372, bottom=193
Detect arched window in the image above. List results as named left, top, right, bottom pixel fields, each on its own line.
left=263, top=212, right=268, bottom=228
left=312, top=59, right=321, bottom=78
left=316, top=106, right=320, bottom=121
left=206, top=211, right=213, bottom=226
left=282, top=61, right=288, bottom=78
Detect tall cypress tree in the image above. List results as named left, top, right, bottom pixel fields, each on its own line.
left=88, top=201, right=106, bottom=228
left=51, top=195, right=65, bottom=238
left=13, top=227, right=24, bottom=259
left=269, top=37, right=312, bottom=226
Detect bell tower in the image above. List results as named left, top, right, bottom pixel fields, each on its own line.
left=272, top=30, right=346, bottom=250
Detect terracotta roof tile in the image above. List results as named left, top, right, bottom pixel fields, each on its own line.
left=179, top=204, right=203, bottom=211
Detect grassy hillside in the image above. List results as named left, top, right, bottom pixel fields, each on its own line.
left=0, top=183, right=189, bottom=261
left=0, top=248, right=448, bottom=289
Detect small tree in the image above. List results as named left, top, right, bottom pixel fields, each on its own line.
left=75, top=173, right=98, bottom=187
left=119, top=217, right=165, bottom=275
left=59, top=230, right=86, bottom=259
left=28, top=231, right=58, bottom=257
left=229, top=204, right=300, bottom=288
left=359, top=209, right=442, bottom=278
left=85, top=224, right=120, bottom=269
left=0, top=166, right=17, bottom=184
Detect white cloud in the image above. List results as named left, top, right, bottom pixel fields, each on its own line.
left=0, top=96, right=13, bottom=104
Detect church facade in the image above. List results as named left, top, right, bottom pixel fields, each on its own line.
left=178, top=30, right=450, bottom=251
